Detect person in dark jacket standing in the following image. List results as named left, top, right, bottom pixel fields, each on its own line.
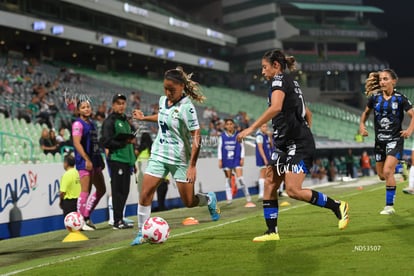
left=101, top=93, right=137, bottom=229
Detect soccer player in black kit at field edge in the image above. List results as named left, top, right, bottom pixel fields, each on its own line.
left=237, top=49, right=349, bottom=242
left=359, top=69, right=414, bottom=215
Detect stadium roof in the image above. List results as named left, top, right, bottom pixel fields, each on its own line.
left=290, top=2, right=384, bottom=13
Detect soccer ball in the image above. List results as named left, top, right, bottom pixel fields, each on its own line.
left=142, top=217, right=170, bottom=244
left=64, top=212, right=84, bottom=232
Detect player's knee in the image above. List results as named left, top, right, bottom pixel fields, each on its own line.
left=285, top=188, right=299, bottom=200
left=377, top=173, right=385, bottom=180
left=382, top=168, right=394, bottom=179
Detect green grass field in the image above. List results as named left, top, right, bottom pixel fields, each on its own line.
left=1, top=177, right=414, bottom=275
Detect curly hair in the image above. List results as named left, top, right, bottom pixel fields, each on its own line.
left=364, top=69, right=398, bottom=97
left=164, top=67, right=206, bottom=103
left=263, top=49, right=297, bottom=72
left=364, top=72, right=380, bottom=96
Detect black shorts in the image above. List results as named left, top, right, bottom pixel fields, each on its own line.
left=61, top=198, right=78, bottom=218
left=374, top=138, right=404, bottom=162
left=271, top=134, right=315, bottom=175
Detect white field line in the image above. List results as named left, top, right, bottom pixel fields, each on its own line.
left=3, top=183, right=383, bottom=276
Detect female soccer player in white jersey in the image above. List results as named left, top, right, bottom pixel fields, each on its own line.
left=131, top=67, right=220, bottom=245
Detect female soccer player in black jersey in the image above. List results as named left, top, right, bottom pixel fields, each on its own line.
left=237, top=49, right=349, bottom=242
left=360, top=69, right=414, bottom=215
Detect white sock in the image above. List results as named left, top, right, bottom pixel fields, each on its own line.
left=225, top=178, right=232, bottom=201
left=137, top=204, right=151, bottom=232
left=238, top=177, right=251, bottom=202
left=258, top=178, right=264, bottom=198
left=409, top=166, right=414, bottom=188
left=108, top=196, right=114, bottom=223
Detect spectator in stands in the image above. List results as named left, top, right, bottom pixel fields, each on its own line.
left=359, top=68, right=414, bottom=215
left=32, top=83, right=48, bottom=99
left=345, top=149, right=355, bottom=178
left=310, top=158, right=328, bottom=184
left=49, top=129, right=60, bottom=152
left=200, top=122, right=209, bottom=136
left=327, top=159, right=338, bottom=182
left=65, top=96, right=77, bottom=113
left=56, top=127, right=72, bottom=150
left=208, top=121, right=219, bottom=136
left=234, top=111, right=250, bottom=130
left=129, top=91, right=141, bottom=109
left=8, top=68, right=24, bottom=85
left=96, top=100, right=107, bottom=119
left=202, top=106, right=213, bottom=121
left=1, top=79, right=13, bottom=94
left=39, top=127, right=58, bottom=155
left=94, top=112, right=105, bottom=140
left=56, top=127, right=67, bottom=144
left=360, top=151, right=371, bottom=177
left=37, top=98, right=58, bottom=129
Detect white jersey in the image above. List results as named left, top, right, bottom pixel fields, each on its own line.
left=150, top=95, right=199, bottom=165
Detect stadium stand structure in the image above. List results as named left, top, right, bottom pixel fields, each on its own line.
left=2, top=56, right=412, bottom=168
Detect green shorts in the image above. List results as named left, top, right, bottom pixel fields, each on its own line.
left=145, top=159, right=188, bottom=183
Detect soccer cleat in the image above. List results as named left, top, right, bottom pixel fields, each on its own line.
left=85, top=219, right=96, bottom=230
left=81, top=223, right=95, bottom=231
left=244, top=202, right=256, bottom=208
left=123, top=218, right=134, bottom=227
left=207, top=192, right=220, bottom=221
left=402, top=187, right=414, bottom=195
left=380, top=206, right=395, bottom=215
left=131, top=231, right=146, bottom=246
left=113, top=220, right=133, bottom=230
left=338, top=201, right=349, bottom=230
left=253, top=231, right=280, bottom=242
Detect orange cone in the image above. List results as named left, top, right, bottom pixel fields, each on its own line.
left=182, top=217, right=199, bottom=226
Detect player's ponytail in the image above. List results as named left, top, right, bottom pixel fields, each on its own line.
left=365, top=72, right=380, bottom=97
left=263, top=49, right=297, bottom=72
left=164, top=67, right=206, bottom=103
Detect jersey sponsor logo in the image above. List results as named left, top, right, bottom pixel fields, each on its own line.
left=172, top=109, right=180, bottom=119
left=377, top=133, right=392, bottom=140
left=379, top=118, right=391, bottom=129
left=159, top=138, right=178, bottom=145
left=386, top=141, right=397, bottom=153
left=188, top=119, right=199, bottom=128
left=272, top=80, right=282, bottom=87
left=224, top=145, right=236, bottom=151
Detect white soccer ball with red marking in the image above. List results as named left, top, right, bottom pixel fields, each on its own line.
left=64, top=212, right=84, bottom=232
left=142, top=217, right=170, bottom=243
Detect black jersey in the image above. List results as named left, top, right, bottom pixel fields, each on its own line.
left=268, top=73, right=311, bottom=140
left=367, top=90, right=412, bottom=142
left=267, top=73, right=314, bottom=157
